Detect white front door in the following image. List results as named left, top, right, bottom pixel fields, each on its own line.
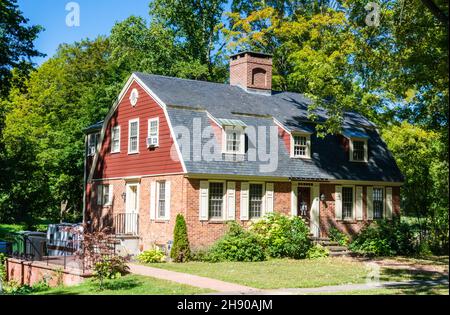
left=125, top=183, right=139, bottom=235
left=310, top=184, right=320, bottom=238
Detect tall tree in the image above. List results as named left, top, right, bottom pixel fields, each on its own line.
left=0, top=0, right=43, bottom=97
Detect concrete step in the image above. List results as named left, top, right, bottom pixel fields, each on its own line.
left=325, top=246, right=348, bottom=252
left=329, top=250, right=351, bottom=257
left=317, top=240, right=340, bottom=246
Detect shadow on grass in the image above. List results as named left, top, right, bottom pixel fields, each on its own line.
left=40, top=277, right=142, bottom=295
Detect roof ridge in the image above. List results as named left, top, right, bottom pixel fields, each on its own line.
left=134, top=72, right=231, bottom=88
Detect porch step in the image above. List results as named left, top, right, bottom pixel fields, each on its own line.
left=309, top=237, right=350, bottom=257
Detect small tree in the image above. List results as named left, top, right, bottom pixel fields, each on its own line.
left=170, top=214, right=190, bottom=262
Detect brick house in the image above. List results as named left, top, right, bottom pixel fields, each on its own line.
left=83, top=51, right=403, bottom=254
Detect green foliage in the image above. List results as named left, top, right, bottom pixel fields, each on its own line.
left=328, top=227, right=350, bottom=246
left=383, top=122, right=449, bottom=254
left=349, top=219, right=418, bottom=257
left=2, top=279, right=49, bottom=295
left=170, top=214, right=191, bottom=262
left=93, top=256, right=129, bottom=289
left=138, top=249, right=166, bottom=264
left=251, top=213, right=311, bottom=259
left=206, top=222, right=266, bottom=262
left=0, top=253, right=6, bottom=283
left=306, top=244, right=329, bottom=259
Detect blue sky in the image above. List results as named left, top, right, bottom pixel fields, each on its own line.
left=18, top=0, right=151, bottom=65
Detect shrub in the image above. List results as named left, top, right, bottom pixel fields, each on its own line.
left=170, top=214, right=191, bottom=262
left=251, top=213, right=311, bottom=259
left=349, top=219, right=417, bottom=256
left=207, top=222, right=266, bottom=262
left=328, top=227, right=350, bottom=246
left=138, top=249, right=166, bottom=263
left=0, top=253, right=6, bottom=283
left=2, top=279, right=49, bottom=295
left=93, top=255, right=129, bottom=289
left=307, top=244, right=329, bottom=259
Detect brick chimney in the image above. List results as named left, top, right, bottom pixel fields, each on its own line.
left=230, top=51, right=273, bottom=93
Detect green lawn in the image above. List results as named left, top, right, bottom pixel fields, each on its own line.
left=149, top=258, right=370, bottom=289
left=33, top=274, right=213, bottom=295
left=315, top=284, right=449, bottom=295
left=148, top=257, right=449, bottom=290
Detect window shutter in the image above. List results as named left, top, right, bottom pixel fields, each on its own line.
left=97, top=185, right=103, bottom=205
left=356, top=186, right=363, bottom=220
left=108, top=185, right=113, bottom=205
left=199, top=181, right=209, bottom=221
left=386, top=187, right=393, bottom=219
left=165, top=181, right=171, bottom=220
left=226, top=181, right=236, bottom=220
left=291, top=182, right=298, bottom=216
left=265, top=183, right=274, bottom=214
left=335, top=186, right=342, bottom=220
left=150, top=181, right=156, bottom=220
left=367, top=187, right=374, bottom=220
left=240, top=182, right=249, bottom=221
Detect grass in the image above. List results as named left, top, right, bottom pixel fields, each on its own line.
left=315, top=284, right=449, bottom=295
left=148, top=257, right=449, bottom=291
left=33, top=274, right=213, bottom=295
left=149, top=257, right=370, bottom=289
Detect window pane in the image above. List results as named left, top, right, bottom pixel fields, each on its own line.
left=129, top=121, right=138, bottom=152
left=103, top=185, right=109, bottom=205
left=342, top=187, right=353, bottom=219
left=294, top=135, right=307, bottom=157
left=150, top=120, right=158, bottom=137
left=249, top=184, right=263, bottom=218
left=209, top=183, right=223, bottom=218
left=353, top=141, right=365, bottom=161
left=226, top=130, right=240, bottom=152
left=112, top=127, right=120, bottom=152
left=373, top=188, right=383, bottom=219
left=158, top=181, right=166, bottom=218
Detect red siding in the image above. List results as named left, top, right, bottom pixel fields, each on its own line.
left=93, top=80, right=184, bottom=179
left=278, top=126, right=290, bottom=152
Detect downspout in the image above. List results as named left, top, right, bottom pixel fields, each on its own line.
left=82, top=134, right=88, bottom=225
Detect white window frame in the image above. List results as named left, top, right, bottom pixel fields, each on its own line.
left=147, top=117, right=159, bottom=148
left=156, top=180, right=166, bottom=220
left=111, top=126, right=121, bottom=153
left=88, top=132, right=100, bottom=156
left=341, top=185, right=355, bottom=221
left=222, top=126, right=245, bottom=155
left=128, top=118, right=140, bottom=154
left=349, top=138, right=368, bottom=162
left=97, top=184, right=112, bottom=206
left=290, top=133, right=311, bottom=159
left=372, top=186, right=385, bottom=219
left=208, top=180, right=226, bottom=221
left=248, top=182, right=265, bottom=220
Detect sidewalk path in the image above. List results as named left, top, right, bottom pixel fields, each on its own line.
left=129, top=263, right=448, bottom=295
left=128, top=263, right=258, bottom=293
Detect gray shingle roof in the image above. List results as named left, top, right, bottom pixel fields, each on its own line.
left=136, top=73, right=403, bottom=182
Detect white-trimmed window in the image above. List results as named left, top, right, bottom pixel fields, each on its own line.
left=97, top=184, right=112, bottom=206
left=342, top=186, right=354, bottom=220
left=350, top=139, right=368, bottom=162
left=373, top=187, right=384, bottom=219
left=208, top=182, right=225, bottom=219
left=111, top=126, right=121, bottom=153
left=128, top=119, right=139, bottom=154
left=291, top=134, right=311, bottom=158
left=147, top=118, right=159, bottom=147
left=249, top=183, right=264, bottom=219
left=87, top=132, right=100, bottom=156
left=156, top=181, right=166, bottom=219
left=223, top=126, right=245, bottom=154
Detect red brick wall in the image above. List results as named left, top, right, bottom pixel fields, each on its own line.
left=87, top=176, right=401, bottom=250
left=230, top=53, right=273, bottom=91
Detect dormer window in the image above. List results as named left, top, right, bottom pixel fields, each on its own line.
left=88, top=132, right=100, bottom=156
left=291, top=133, right=311, bottom=158
left=349, top=138, right=368, bottom=162
left=223, top=126, right=245, bottom=154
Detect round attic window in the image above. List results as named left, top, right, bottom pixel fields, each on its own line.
left=130, top=88, right=139, bottom=106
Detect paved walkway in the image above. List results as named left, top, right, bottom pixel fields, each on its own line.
left=128, top=263, right=258, bottom=293
left=129, top=263, right=448, bottom=295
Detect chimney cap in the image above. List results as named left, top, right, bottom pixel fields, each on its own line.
left=230, top=50, right=273, bottom=60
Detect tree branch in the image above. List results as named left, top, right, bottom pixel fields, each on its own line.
left=420, top=0, right=449, bottom=26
